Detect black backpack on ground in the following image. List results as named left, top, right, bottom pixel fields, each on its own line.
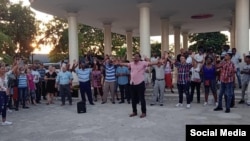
left=77, top=101, right=86, bottom=113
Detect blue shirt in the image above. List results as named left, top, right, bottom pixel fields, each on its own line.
left=116, top=66, right=129, bottom=85
left=76, top=68, right=92, bottom=82
left=56, top=71, right=73, bottom=85
left=105, top=64, right=116, bottom=82
left=37, top=68, right=46, bottom=81
left=18, top=74, right=28, bottom=88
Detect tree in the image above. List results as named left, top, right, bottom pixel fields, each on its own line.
left=151, top=42, right=161, bottom=57
left=0, top=1, right=37, bottom=59
left=188, top=32, right=228, bottom=54
left=48, top=19, right=140, bottom=62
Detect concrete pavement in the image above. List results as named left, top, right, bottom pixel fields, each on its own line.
left=1, top=92, right=249, bottom=141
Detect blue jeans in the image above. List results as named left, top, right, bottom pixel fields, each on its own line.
left=218, top=82, right=234, bottom=109
left=236, top=68, right=242, bottom=87
left=0, top=91, right=8, bottom=119
left=18, top=87, right=28, bottom=108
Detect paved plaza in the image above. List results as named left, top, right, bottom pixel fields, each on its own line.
left=1, top=89, right=250, bottom=141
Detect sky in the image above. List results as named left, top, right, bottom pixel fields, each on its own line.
left=10, top=0, right=230, bottom=54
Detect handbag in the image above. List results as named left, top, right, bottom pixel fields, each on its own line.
left=204, top=80, right=210, bottom=86
left=193, top=78, right=201, bottom=82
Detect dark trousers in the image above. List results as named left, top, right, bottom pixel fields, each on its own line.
left=177, top=82, right=191, bottom=104
left=17, top=87, right=28, bottom=108
left=79, top=81, right=93, bottom=104
left=119, top=84, right=130, bottom=102
left=7, top=95, right=13, bottom=109
left=0, top=91, right=8, bottom=119
left=37, top=81, right=46, bottom=99
left=93, top=87, right=103, bottom=98
left=131, top=81, right=146, bottom=114
left=60, top=84, right=72, bottom=104
left=151, top=69, right=156, bottom=85
left=190, top=81, right=201, bottom=103
left=35, top=83, right=41, bottom=102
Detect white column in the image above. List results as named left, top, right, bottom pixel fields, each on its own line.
left=230, top=12, right=236, bottom=49
left=182, top=32, right=188, bottom=51
left=103, top=23, right=112, bottom=56
left=138, top=3, right=151, bottom=58
left=235, top=0, right=249, bottom=57
left=174, top=26, right=181, bottom=56
left=161, top=18, right=169, bottom=55
left=67, top=13, right=79, bottom=66
left=126, top=31, right=133, bottom=61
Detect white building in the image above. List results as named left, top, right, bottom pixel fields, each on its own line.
left=30, top=0, right=249, bottom=65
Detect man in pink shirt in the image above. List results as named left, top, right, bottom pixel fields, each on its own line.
left=120, top=53, right=159, bottom=118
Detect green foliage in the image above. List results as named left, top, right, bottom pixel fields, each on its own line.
left=151, top=43, right=161, bottom=57
left=188, top=32, right=228, bottom=54
left=0, top=1, right=37, bottom=60
left=0, top=32, right=15, bottom=55
left=48, top=20, right=140, bottom=62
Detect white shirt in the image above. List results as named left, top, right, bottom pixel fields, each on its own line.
left=186, top=56, right=192, bottom=64
left=0, top=75, right=8, bottom=92
left=231, top=53, right=241, bottom=69
left=190, top=67, right=201, bottom=81
left=150, top=57, right=159, bottom=68
left=194, top=53, right=204, bottom=63
left=32, top=70, right=40, bottom=83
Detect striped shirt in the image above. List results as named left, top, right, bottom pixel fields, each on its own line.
left=18, top=74, right=28, bottom=88
left=175, top=62, right=192, bottom=84
left=104, top=64, right=116, bottom=82
left=37, top=68, right=46, bottom=81
left=76, top=68, right=92, bottom=82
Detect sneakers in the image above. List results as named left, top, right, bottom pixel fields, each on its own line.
left=186, top=104, right=191, bottom=109
left=2, top=121, right=12, bottom=126
left=203, top=102, right=208, bottom=106
left=176, top=103, right=183, bottom=107
left=7, top=109, right=13, bottom=113
left=215, top=102, right=218, bottom=107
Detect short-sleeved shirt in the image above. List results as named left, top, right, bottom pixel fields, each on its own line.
left=31, top=70, right=40, bottom=83
left=116, top=66, right=129, bottom=85
left=37, top=68, right=46, bottom=81
left=92, top=70, right=102, bottom=88
left=153, top=65, right=165, bottom=79
left=104, top=64, right=116, bottom=82
left=241, top=64, right=250, bottom=83
left=45, top=72, right=57, bottom=86
left=175, top=62, right=192, bottom=84
left=75, top=68, right=92, bottom=82
left=194, top=54, right=204, bottom=63
left=27, top=74, right=35, bottom=90
left=231, top=53, right=241, bottom=69
left=202, top=65, right=216, bottom=80
left=128, top=61, right=149, bottom=85
left=219, top=61, right=235, bottom=83
left=56, top=71, right=73, bottom=85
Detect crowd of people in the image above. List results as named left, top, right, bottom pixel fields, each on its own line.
left=1, top=45, right=250, bottom=125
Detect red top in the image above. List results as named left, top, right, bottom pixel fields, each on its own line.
left=219, top=61, right=235, bottom=83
